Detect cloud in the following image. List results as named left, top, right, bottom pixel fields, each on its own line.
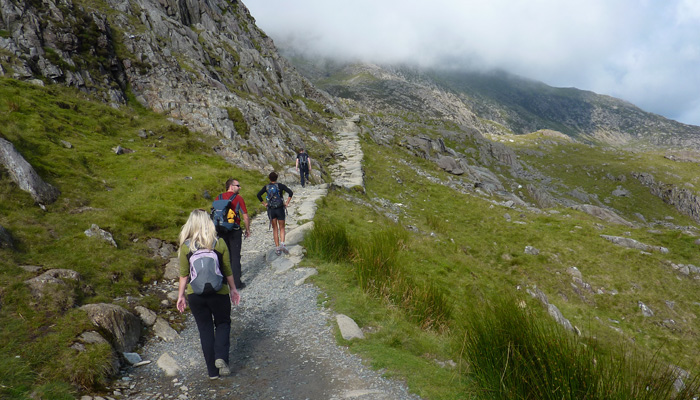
left=245, top=0, right=700, bottom=125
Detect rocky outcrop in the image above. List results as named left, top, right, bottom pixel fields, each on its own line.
left=0, top=138, right=60, bottom=205
left=526, top=184, right=558, bottom=208
left=527, top=287, right=576, bottom=334
left=0, top=0, right=347, bottom=174
left=633, top=172, right=700, bottom=223
left=571, top=204, right=634, bottom=226
left=80, top=303, right=142, bottom=353
left=600, top=235, right=669, bottom=254
left=24, top=268, right=81, bottom=299
left=84, top=224, right=118, bottom=247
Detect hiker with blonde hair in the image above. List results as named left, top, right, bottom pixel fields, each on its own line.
left=176, top=209, right=240, bottom=380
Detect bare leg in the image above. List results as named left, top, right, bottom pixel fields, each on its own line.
left=279, top=220, right=286, bottom=244
left=271, top=219, right=280, bottom=247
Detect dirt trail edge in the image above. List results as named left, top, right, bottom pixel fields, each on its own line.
left=120, top=118, right=421, bottom=400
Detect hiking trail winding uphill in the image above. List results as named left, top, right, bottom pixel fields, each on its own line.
left=117, top=118, right=420, bottom=400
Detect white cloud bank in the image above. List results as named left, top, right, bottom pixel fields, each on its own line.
left=244, top=0, right=700, bottom=126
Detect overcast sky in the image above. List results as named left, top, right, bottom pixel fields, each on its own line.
left=244, top=0, right=700, bottom=126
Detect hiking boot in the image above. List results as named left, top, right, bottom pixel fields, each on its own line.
left=281, top=244, right=290, bottom=255
left=236, top=281, right=246, bottom=289
left=275, top=247, right=282, bottom=256
left=215, top=359, right=230, bottom=376
left=209, top=375, right=219, bottom=380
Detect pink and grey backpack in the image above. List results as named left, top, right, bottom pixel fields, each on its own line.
left=187, top=246, right=225, bottom=295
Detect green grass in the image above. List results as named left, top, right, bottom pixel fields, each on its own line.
left=302, top=128, right=700, bottom=399
left=461, top=294, right=699, bottom=399
left=0, top=77, right=266, bottom=397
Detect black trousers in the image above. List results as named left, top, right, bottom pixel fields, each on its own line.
left=300, top=164, right=310, bottom=187
left=221, top=229, right=243, bottom=286
left=188, top=293, right=231, bottom=378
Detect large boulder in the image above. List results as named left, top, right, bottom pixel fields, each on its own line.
left=436, top=156, right=465, bottom=175
left=80, top=303, right=142, bottom=352
left=24, top=269, right=81, bottom=310
left=0, top=138, right=60, bottom=205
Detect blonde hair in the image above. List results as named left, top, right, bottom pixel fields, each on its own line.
left=178, top=209, right=217, bottom=255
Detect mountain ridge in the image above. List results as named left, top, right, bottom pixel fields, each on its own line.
left=283, top=51, right=700, bottom=149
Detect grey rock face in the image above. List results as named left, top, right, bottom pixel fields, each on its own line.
left=571, top=204, right=634, bottom=227
left=0, top=138, right=60, bottom=205
left=437, top=156, right=465, bottom=175
left=634, top=172, right=700, bottom=223
left=526, top=184, right=558, bottom=208
left=80, top=303, right=142, bottom=352
left=0, top=0, right=346, bottom=175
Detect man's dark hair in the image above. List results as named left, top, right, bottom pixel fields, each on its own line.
left=269, top=171, right=278, bottom=182
left=225, top=178, right=235, bottom=190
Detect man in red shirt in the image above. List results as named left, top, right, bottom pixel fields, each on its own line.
left=217, top=178, right=251, bottom=289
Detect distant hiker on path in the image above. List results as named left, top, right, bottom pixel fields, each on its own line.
left=216, top=178, right=250, bottom=289
left=176, top=209, right=241, bottom=380
left=257, top=171, right=293, bottom=255
left=295, top=148, right=311, bottom=187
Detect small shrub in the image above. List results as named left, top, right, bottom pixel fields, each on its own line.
left=226, top=107, right=249, bottom=139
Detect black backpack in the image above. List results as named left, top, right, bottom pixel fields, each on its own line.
left=266, top=183, right=284, bottom=209
left=298, top=152, right=309, bottom=166
left=210, top=194, right=239, bottom=234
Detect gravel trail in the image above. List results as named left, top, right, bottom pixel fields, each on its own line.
left=119, top=120, right=421, bottom=400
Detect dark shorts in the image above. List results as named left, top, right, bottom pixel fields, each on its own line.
left=268, top=206, right=286, bottom=221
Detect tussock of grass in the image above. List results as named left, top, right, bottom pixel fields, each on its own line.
left=461, top=294, right=699, bottom=399
left=308, top=222, right=451, bottom=332
left=304, top=219, right=351, bottom=262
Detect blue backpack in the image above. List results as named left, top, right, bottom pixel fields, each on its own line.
left=210, top=194, right=239, bottom=234
left=187, top=246, right=225, bottom=295
left=266, top=184, right=284, bottom=209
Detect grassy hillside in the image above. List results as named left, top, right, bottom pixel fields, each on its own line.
left=302, top=121, right=700, bottom=399
left=2, top=75, right=699, bottom=399
left=0, top=77, right=266, bottom=398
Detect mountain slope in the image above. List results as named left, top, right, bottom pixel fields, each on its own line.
left=288, top=55, right=700, bottom=149
left=0, top=0, right=344, bottom=172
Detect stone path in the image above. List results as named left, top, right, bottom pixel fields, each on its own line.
left=111, top=119, right=419, bottom=400
left=329, top=116, right=365, bottom=191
